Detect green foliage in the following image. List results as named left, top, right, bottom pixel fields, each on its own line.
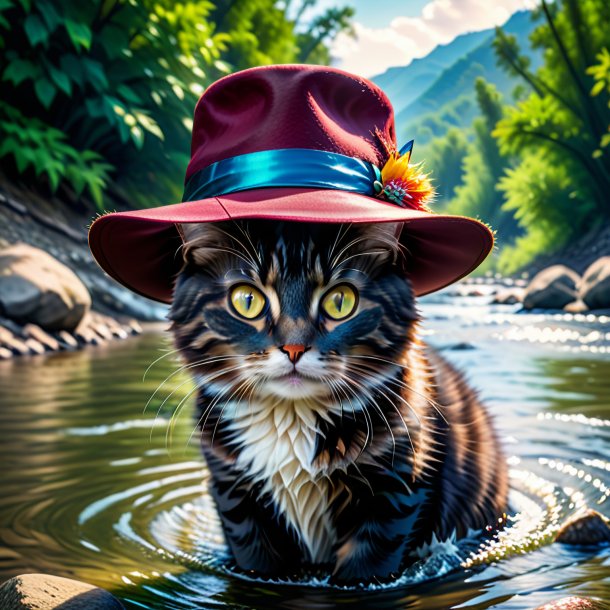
left=417, top=128, right=468, bottom=205
left=587, top=47, right=610, bottom=152
left=0, top=0, right=353, bottom=210
left=0, top=101, right=112, bottom=207
left=453, top=0, right=610, bottom=273
left=446, top=79, right=519, bottom=239
left=493, top=0, right=610, bottom=215
left=496, top=151, right=595, bottom=274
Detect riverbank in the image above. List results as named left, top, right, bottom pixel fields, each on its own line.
left=0, top=179, right=167, bottom=322
left=0, top=180, right=167, bottom=360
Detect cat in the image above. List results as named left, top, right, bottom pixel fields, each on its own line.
left=169, top=219, right=508, bottom=582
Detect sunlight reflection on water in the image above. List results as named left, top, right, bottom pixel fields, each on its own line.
left=0, top=290, right=608, bottom=609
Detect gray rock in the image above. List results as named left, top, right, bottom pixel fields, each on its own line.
left=491, top=287, right=525, bottom=305
left=523, top=265, right=580, bottom=310
left=0, top=573, right=124, bottom=609
left=579, top=256, right=610, bottom=310
left=22, top=324, right=60, bottom=352
left=24, top=338, right=45, bottom=355
left=0, top=243, right=91, bottom=331
left=1, top=334, right=30, bottom=356
left=56, top=330, right=78, bottom=349
left=554, top=509, right=610, bottom=545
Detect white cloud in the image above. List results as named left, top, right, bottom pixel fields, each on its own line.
left=331, top=0, right=537, bottom=78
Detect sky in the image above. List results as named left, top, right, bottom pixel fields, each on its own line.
left=304, top=0, right=536, bottom=78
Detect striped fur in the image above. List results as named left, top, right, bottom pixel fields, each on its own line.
left=169, top=220, right=508, bottom=582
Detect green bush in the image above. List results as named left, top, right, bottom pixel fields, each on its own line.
left=0, top=0, right=353, bottom=211
left=496, top=151, right=595, bottom=274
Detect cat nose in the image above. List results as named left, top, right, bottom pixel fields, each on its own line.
left=279, top=344, right=310, bottom=364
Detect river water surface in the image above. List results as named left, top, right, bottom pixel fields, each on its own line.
left=0, top=291, right=609, bottom=609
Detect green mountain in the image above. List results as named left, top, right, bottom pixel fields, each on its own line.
left=372, top=10, right=540, bottom=145
left=373, top=28, right=492, bottom=114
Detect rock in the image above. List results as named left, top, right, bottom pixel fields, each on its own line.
left=24, top=338, right=45, bottom=355
left=555, top=509, right=610, bottom=545
left=0, top=573, right=124, bottom=609
left=579, top=257, right=610, bottom=310
left=128, top=320, right=142, bottom=335
left=74, top=326, right=103, bottom=346
left=55, top=330, right=78, bottom=349
left=1, top=334, right=30, bottom=356
left=534, top=597, right=608, bottom=610
left=0, top=316, right=26, bottom=337
left=447, top=342, right=475, bottom=351
left=491, top=287, right=525, bottom=305
left=523, top=265, right=580, bottom=310
left=22, top=324, right=60, bottom=352
left=563, top=299, right=589, bottom=314
left=0, top=243, right=91, bottom=331
left=110, top=327, right=129, bottom=340
left=90, top=323, right=113, bottom=342
left=0, top=325, right=16, bottom=343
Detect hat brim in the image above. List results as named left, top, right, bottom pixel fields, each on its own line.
left=88, top=187, right=493, bottom=303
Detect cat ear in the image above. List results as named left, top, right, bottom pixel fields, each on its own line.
left=352, top=222, right=404, bottom=268
left=179, top=222, right=228, bottom=267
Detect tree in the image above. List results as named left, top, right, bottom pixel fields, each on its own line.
left=446, top=79, right=518, bottom=238
left=493, top=0, right=610, bottom=214
left=0, top=0, right=354, bottom=211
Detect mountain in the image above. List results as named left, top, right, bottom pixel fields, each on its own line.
left=372, top=10, right=541, bottom=144
left=373, top=28, right=492, bottom=115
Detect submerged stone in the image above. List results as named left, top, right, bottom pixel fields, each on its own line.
left=0, top=573, right=124, bottom=609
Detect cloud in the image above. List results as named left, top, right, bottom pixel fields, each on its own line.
left=331, top=0, right=536, bottom=78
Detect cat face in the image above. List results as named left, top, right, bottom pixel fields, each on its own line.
left=170, top=221, right=418, bottom=404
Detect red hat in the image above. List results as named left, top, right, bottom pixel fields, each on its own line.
left=88, top=64, right=492, bottom=302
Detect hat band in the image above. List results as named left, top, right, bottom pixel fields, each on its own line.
left=183, top=148, right=382, bottom=203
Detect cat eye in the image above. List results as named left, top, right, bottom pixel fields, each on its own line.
left=320, top=284, right=358, bottom=321
left=229, top=284, right=267, bottom=319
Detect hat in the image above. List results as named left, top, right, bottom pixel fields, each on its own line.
left=88, top=64, right=492, bottom=302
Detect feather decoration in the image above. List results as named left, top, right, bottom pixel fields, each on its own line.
left=373, top=144, right=435, bottom=211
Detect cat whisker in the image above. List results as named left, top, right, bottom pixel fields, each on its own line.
left=343, top=358, right=438, bottom=428
left=212, top=223, right=261, bottom=269
left=337, top=372, right=398, bottom=464
left=144, top=354, right=238, bottom=413
left=143, top=346, right=181, bottom=381
left=345, top=354, right=448, bottom=423
left=161, top=362, right=251, bottom=450
left=231, top=221, right=263, bottom=266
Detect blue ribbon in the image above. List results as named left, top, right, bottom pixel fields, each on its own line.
left=183, top=148, right=383, bottom=202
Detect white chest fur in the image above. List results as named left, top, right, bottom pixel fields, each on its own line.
left=229, top=398, right=338, bottom=563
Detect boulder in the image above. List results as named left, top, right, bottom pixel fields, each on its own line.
left=0, top=243, right=91, bottom=331
left=0, top=573, right=124, bottom=609
left=563, top=299, right=589, bottom=314
left=522, top=265, right=580, bottom=310
left=491, top=287, right=525, bottom=305
left=579, top=256, right=610, bottom=310
left=554, top=509, right=610, bottom=545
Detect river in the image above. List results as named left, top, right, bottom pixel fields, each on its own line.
left=0, top=290, right=608, bottom=609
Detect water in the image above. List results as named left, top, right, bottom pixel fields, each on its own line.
left=0, top=293, right=608, bottom=609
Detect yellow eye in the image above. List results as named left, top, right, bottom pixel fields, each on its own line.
left=321, top=285, right=358, bottom=320
left=229, top=284, right=267, bottom=319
